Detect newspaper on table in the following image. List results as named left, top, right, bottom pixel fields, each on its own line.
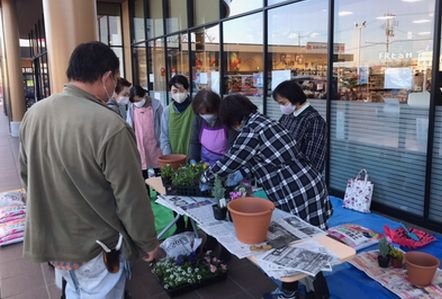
left=160, top=231, right=202, bottom=258
left=256, top=239, right=336, bottom=279
left=199, top=221, right=257, bottom=259
left=266, top=209, right=326, bottom=249
left=156, top=195, right=213, bottom=215
left=156, top=195, right=328, bottom=261
left=349, top=251, right=442, bottom=299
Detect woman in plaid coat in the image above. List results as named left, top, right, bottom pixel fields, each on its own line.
left=201, top=94, right=332, bottom=229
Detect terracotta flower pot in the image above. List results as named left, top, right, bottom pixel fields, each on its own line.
left=158, top=154, right=187, bottom=170
left=405, top=251, right=440, bottom=287
left=227, top=197, right=275, bottom=244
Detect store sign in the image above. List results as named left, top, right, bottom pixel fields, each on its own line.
left=378, top=52, right=413, bottom=60
left=306, top=42, right=345, bottom=54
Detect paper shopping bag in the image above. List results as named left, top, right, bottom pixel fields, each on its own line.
left=343, top=169, right=374, bottom=213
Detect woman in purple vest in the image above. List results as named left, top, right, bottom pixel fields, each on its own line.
left=189, top=89, right=236, bottom=166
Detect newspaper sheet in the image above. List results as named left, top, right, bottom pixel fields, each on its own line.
left=280, top=216, right=325, bottom=239
left=184, top=204, right=225, bottom=227
left=266, top=216, right=326, bottom=248
left=257, top=241, right=335, bottom=277
left=156, top=195, right=213, bottom=215
left=156, top=195, right=328, bottom=261
left=255, top=239, right=337, bottom=279
left=199, top=221, right=258, bottom=259
left=349, top=251, right=442, bottom=299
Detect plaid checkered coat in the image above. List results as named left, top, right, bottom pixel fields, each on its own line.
left=279, top=105, right=327, bottom=175
left=203, top=112, right=332, bottom=229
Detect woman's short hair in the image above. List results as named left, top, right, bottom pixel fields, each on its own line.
left=129, top=85, right=147, bottom=102
left=192, top=89, right=221, bottom=114
left=219, top=94, right=257, bottom=128
left=272, top=79, right=307, bottom=105
left=168, top=74, right=189, bottom=90
left=115, top=78, right=131, bottom=94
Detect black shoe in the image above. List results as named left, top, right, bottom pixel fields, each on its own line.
left=124, top=290, right=132, bottom=299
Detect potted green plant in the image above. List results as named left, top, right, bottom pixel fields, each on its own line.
left=152, top=250, right=228, bottom=296
left=169, top=163, right=209, bottom=196
left=378, top=237, right=390, bottom=268
left=160, top=164, right=174, bottom=187
left=212, top=176, right=227, bottom=220
left=389, top=247, right=404, bottom=268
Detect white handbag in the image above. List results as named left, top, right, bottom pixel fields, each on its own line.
left=343, top=169, right=374, bottom=213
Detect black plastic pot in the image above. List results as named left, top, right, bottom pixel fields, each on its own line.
left=212, top=205, right=227, bottom=221
left=377, top=255, right=390, bottom=268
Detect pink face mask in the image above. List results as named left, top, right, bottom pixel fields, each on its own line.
left=279, top=103, right=296, bottom=115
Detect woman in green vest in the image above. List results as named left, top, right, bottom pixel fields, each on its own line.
left=160, top=74, right=195, bottom=233
left=160, top=75, right=195, bottom=156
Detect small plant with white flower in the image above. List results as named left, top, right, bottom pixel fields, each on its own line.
left=152, top=250, right=228, bottom=292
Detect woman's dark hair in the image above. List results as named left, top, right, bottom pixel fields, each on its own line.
left=219, top=94, right=257, bottom=128
left=115, top=78, right=131, bottom=94
left=168, top=74, right=189, bottom=90
left=129, top=85, right=147, bottom=102
left=192, top=89, right=221, bottom=114
left=66, top=42, right=119, bottom=83
left=272, top=80, right=307, bottom=105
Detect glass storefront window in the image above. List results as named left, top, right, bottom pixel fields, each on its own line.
left=194, top=0, right=219, bottom=26
left=267, top=0, right=288, bottom=5
left=99, top=16, right=108, bottom=44
left=97, top=3, right=125, bottom=77
left=227, top=0, right=262, bottom=18
left=267, top=0, right=328, bottom=120
left=147, top=0, right=164, bottom=38
left=133, top=0, right=145, bottom=42
left=148, top=39, right=167, bottom=106
left=167, top=33, right=190, bottom=82
left=167, top=0, right=187, bottom=34
left=133, top=44, right=147, bottom=88
left=191, top=25, right=220, bottom=95
left=111, top=47, right=125, bottom=78
left=330, top=0, right=435, bottom=215
left=223, top=13, right=264, bottom=112
left=430, top=4, right=442, bottom=222
left=109, top=16, right=122, bottom=46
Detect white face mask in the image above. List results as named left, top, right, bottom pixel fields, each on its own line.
left=200, top=114, right=217, bottom=125
left=118, top=96, right=130, bottom=105
left=134, top=98, right=146, bottom=108
left=172, top=92, right=188, bottom=103
left=279, top=103, right=296, bottom=115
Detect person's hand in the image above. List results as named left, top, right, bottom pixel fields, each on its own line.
left=199, top=182, right=209, bottom=192
left=226, top=170, right=244, bottom=187
left=142, top=245, right=165, bottom=263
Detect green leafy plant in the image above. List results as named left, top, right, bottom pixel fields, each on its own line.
left=152, top=251, right=227, bottom=290
left=378, top=237, right=390, bottom=257
left=171, top=163, right=207, bottom=187
left=161, top=164, right=174, bottom=181
left=212, top=176, right=226, bottom=203
left=389, top=247, right=403, bottom=260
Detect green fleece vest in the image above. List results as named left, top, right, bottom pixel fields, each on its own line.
left=168, top=104, right=194, bottom=155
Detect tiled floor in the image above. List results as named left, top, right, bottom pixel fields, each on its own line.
left=0, top=107, right=275, bottom=298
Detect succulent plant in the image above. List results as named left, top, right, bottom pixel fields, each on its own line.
left=212, top=175, right=226, bottom=207
left=389, top=247, right=403, bottom=260
left=378, top=237, right=390, bottom=257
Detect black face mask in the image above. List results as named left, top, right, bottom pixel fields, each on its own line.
left=173, top=96, right=191, bottom=113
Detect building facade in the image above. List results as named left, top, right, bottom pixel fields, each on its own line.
left=1, top=0, right=442, bottom=232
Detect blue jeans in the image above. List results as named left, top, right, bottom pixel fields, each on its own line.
left=55, top=253, right=128, bottom=299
